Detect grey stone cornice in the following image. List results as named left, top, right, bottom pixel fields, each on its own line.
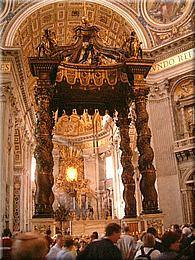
left=144, top=33, right=195, bottom=62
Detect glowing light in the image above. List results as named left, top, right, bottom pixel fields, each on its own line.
left=66, top=167, right=78, bottom=182
left=31, top=157, right=36, bottom=181
left=106, top=156, right=114, bottom=179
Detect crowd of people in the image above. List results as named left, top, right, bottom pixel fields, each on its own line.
left=0, top=223, right=194, bottom=260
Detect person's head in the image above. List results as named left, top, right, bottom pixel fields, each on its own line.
left=162, top=231, right=181, bottom=252
left=11, top=232, right=48, bottom=260
left=143, top=233, right=156, bottom=248
left=182, top=227, right=191, bottom=237
left=190, top=224, right=195, bottom=235
left=123, top=226, right=130, bottom=234
left=147, top=227, right=157, bottom=237
left=2, top=228, right=11, bottom=237
left=45, top=229, right=51, bottom=236
left=105, top=223, right=121, bottom=243
left=91, top=231, right=98, bottom=241
left=140, top=231, right=147, bottom=241
left=79, top=240, right=87, bottom=251
left=64, top=235, right=74, bottom=250
left=55, top=234, right=64, bottom=248
left=171, top=224, right=180, bottom=232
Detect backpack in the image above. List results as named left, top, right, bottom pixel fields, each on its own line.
left=135, top=246, right=155, bottom=260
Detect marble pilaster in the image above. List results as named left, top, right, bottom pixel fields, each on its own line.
left=148, top=79, right=183, bottom=226
left=0, top=83, right=9, bottom=235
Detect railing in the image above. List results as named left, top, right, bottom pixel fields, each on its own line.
left=174, top=136, right=195, bottom=152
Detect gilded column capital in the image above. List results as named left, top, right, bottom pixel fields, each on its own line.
left=133, top=74, right=150, bottom=98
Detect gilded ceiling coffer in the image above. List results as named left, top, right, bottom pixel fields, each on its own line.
left=134, top=74, right=161, bottom=214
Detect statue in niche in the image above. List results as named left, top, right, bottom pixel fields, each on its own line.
left=77, top=179, right=89, bottom=220
left=75, top=196, right=81, bottom=220
left=87, top=204, right=94, bottom=220
left=102, top=189, right=112, bottom=219
left=81, top=193, right=87, bottom=220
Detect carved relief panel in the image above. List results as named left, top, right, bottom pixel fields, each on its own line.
left=172, top=77, right=195, bottom=140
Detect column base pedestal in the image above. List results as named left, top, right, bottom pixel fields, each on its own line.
left=121, top=213, right=165, bottom=236
left=31, top=218, right=56, bottom=236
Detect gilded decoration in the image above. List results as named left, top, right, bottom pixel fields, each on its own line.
left=13, top=175, right=21, bottom=232
left=14, top=128, right=22, bottom=167
left=55, top=145, right=96, bottom=220
left=55, top=109, right=102, bottom=137
left=55, top=145, right=84, bottom=193
left=12, top=1, right=134, bottom=90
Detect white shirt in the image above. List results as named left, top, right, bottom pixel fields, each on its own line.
left=134, top=247, right=160, bottom=260
left=46, top=244, right=62, bottom=260
left=117, top=234, right=136, bottom=260
left=57, top=248, right=76, bottom=260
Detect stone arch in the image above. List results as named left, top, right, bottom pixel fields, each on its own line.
left=180, top=167, right=195, bottom=189
left=180, top=167, right=195, bottom=224
left=170, top=75, right=194, bottom=99
left=2, top=0, right=151, bottom=49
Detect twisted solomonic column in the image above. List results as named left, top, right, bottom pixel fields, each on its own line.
left=34, top=79, right=55, bottom=217
left=117, top=105, right=137, bottom=218
left=134, top=75, right=160, bottom=214
left=29, top=58, right=60, bottom=218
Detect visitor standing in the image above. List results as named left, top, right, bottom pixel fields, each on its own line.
left=76, top=222, right=123, bottom=260
left=46, top=233, right=64, bottom=260
left=117, top=226, right=136, bottom=260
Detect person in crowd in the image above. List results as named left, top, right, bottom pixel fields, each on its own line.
left=45, top=228, right=53, bottom=252
left=78, top=240, right=87, bottom=253
left=135, top=231, right=146, bottom=251
left=73, top=237, right=81, bottom=255
left=11, top=231, right=48, bottom=260
left=134, top=233, right=160, bottom=260
left=0, top=228, right=12, bottom=260
left=170, top=225, right=180, bottom=232
left=76, top=222, right=123, bottom=260
left=90, top=231, right=99, bottom=242
left=2, top=226, right=12, bottom=238
left=179, top=225, right=195, bottom=259
left=47, top=233, right=64, bottom=260
left=156, top=230, right=181, bottom=260
left=147, top=227, right=164, bottom=252
left=117, top=225, right=136, bottom=260
left=57, top=235, right=76, bottom=260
